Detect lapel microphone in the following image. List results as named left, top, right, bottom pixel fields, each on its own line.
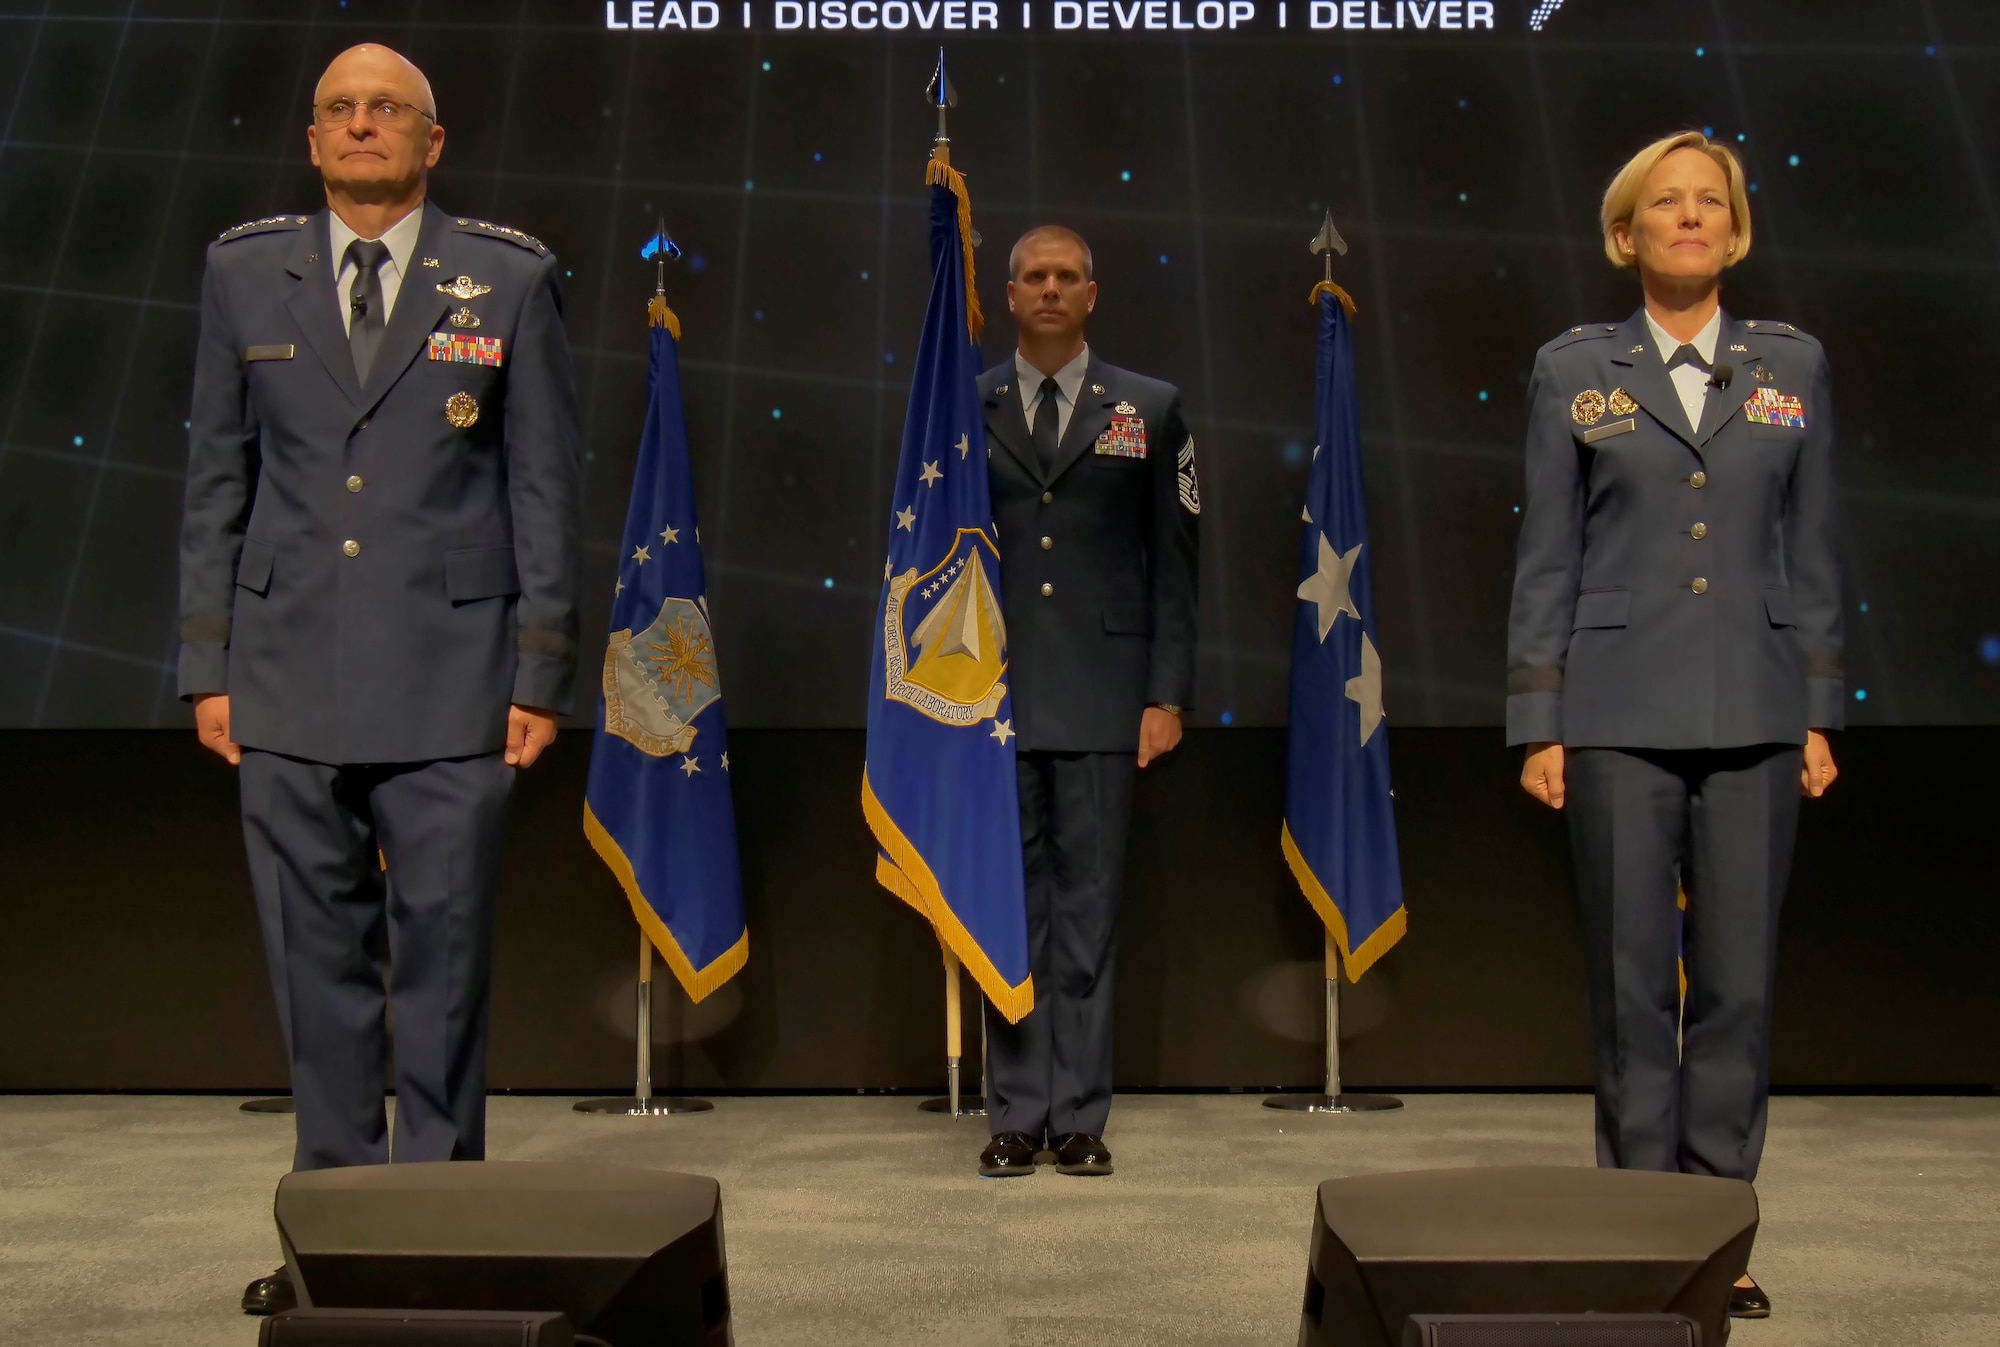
left=1710, top=363, right=1734, bottom=390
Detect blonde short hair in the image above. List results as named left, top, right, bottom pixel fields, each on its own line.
left=1600, top=131, right=1752, bottom=269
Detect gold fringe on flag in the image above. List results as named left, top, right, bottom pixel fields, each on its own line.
left=926, top=150, right=984, bottom=345
left=1308, top=279, right=1358, bottom=316
left=647, top=293, right=682, bottom=340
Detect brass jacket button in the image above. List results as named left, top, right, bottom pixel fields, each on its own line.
left=1040, top=582, right=1054, bottom=597
left=342, top=540, right=361, bottom=558
left=1691, top=577, right=1708, bottom=595
left=1690, top=470, right=1707, bottom=488
left=1690, top=522, right=1707, bottom=539
left=1040, top=536, right=1053, bottom=550
left=346, top=475, right=364, bottom=493
left=1041, top=491, right=1054, bottom=505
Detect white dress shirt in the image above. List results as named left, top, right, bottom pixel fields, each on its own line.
left=328, top=204, right=426, bottom=335
left=1015, top=344, right=1091, bottom=443
left=1644, top=307, right=1722, bottom=435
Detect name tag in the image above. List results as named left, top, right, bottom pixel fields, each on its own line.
left=244, top=344, right=294, bottom=362
left=427, top=333, right=504, bottom=367
left=1580, top=417, right=1636, bottom=445
left=1095, top=413, right=1148, bottom=458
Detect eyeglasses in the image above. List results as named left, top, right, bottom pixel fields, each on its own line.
left=313, top=97, right=436, bottom=129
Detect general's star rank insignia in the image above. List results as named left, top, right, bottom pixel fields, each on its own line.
left=436, top=275, right=493, bottom=301
left=1571, top=389, right=1607, bottom=426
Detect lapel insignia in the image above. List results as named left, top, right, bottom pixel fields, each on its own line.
left=448, top=305, right=482, bottom=329
left=444, top=391, right=481, bottom=428
left=429, top=333, right=504, bottom=366
left=1091, top=383, right=1107, bottom=395
left=1096, top=412, right=1148, bottom=458
left=1743, top=385, right=1806, bottom=429
left=1606, top=388, right=1638, bottom=417
left=1570, top=389, right=1607, bottom=426
left=436, top=274, right=493, bottom=301
left=304, top=252, right=320, bottom=264
left=421, top=256, right=441, bottom=268
left=1629, top=344, right=1645, bottom=354
left=1114, top=400, right=1137, bottom=415
left=1728, top=343, right=1748, bottom=353
left=995, top=383, right=1009, bottom=394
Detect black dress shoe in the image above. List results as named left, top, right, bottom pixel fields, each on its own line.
left=241, top=1266, right=296, bottom=1316
left=979, top=1131, right=1040, bottom=1178
left=1728, top=1277, right=1771, bottom=1319
left=1051, top=1132, right=1113, bottom=1176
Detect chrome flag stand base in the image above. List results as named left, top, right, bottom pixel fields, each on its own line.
left=919, top=948, right=988, bottom=1118
left=576, top=934, right=714, bottom=1116
left=1264, top=933, right=1402, bottom=1115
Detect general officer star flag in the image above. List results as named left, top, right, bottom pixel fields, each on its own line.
left=1282, top=286, right=1406, bottom=978
left=583, top=288, right=748, bottom=1002
left=861, top=154, right=1033, bottom=1024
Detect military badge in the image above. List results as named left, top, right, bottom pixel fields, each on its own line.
left=1570, top=390, right=1607, bottom=426
left=435, top=275, right=493, bottom=301
left=1743, top=385, right=1806, bottom=429
left=881, top=528, right=1009, bottom=725
left=448, top=306, right=481, bottom=329
left=1606, top=388, right=1638, bottom=417
left=1096, top=413, right=1148, bottom=459
left=1754, top=365, right=1777, bottom=385
left=428, top=333, right=504, bottom=366
left=1178, top=435, right=1201, bottom=516
left=444, top=391, right=480, bottom=428
left=1114, top=401, right=1137, bottom=415
left=601, top=596, right=721, bottom=758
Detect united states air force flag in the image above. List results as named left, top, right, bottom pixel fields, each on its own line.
left=861, top=158, right=1033, bottom=1024
left=1282, top=287, right=1407, bottom=979
left=583, top=295, right=748, bottom=1002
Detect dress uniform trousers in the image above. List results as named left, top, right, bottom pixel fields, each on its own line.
left=1565, top=744, right=1802, bottom=1182
left=985, top=750, right=1137, bottom=1140
left=239, top=749, right=514, bottom=1171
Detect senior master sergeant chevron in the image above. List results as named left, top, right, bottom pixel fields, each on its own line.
left=176, top=44, right=582, bottom=1315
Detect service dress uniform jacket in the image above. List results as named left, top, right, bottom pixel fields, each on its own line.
left=976, top=353, right=1199, bottom=1141
left=1506, top=307, right=1843, bottom=1183
left=177, top=202, right=582, bottom=1172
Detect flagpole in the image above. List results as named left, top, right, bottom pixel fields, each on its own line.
left=919, top=947, right=987, bottom=1117
left=1264, top=930, right=1402, bottom=1114
left=574, top=931, right=715, bottom=1116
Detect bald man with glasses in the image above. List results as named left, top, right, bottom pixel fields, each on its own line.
left=177, top=44, right=582, bottom=1314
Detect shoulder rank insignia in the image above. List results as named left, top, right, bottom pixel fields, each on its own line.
left=216, top=214, right=309, bottom=242
left=1606, top=388, right=1637, bottom=417
left=1096, top=411, right=1148, bottom=459
left=437, top=275, right=492, bottom=300
left=454, top=217, right=549, bottom=254
left=1178, top=435, right=1201, bottom=516
left=1743, top=385, right=1806, bottom=429
left=1570, top=390, right=1607, bottom=426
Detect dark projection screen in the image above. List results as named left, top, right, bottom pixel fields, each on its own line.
left=2, top=0, right=1996, bottom=730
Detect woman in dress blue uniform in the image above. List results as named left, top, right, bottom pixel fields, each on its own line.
left=1506, top=132, right=1845, bottom=1320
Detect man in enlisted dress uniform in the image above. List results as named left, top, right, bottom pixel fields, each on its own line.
left=974, top=227, right=1200, bottom=1179
left=176, top=45, right=581, bottom=1313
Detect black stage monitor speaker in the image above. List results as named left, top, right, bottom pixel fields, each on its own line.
left=1402, top=1313, right=1701, bottom=1346
left=275, top=1162, right=730, bottom=1347
left=1298, top=1167, right=1756, bottom=1347
left=260, top=1307, right=576, bottom=1345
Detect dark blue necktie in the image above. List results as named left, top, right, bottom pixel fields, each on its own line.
left=345, top=239, right=391, bottom=384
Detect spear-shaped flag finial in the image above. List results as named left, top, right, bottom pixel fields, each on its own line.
left=1308, top=210, right=1356, bottom=314
left=642, top=216, right=684, bottom=337
left=927, top=47, right=958, bottom=162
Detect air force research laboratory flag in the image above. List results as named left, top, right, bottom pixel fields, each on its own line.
left=584, top=289, right=749, bottom=1002
left=861, top=155, right=1033, bottom=1024
left=1282, top=288, right=1407, bottom=978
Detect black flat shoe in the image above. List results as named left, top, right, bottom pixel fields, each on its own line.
left=241, top=1266, right=296, bottom=1316
left=1728, top=1278, right=1771, bottom=1319
left=1051, top=1132, right=1113, bottom=1176
left=979, top=1131, right=1040, bottom=1178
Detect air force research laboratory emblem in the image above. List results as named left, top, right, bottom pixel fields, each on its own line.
left=882, top=527, right=1009, bottom=725
left=602, top=595, right=722, bottom=757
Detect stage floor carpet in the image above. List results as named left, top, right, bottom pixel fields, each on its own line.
left=0, top=1093, right=1993, bottom=1345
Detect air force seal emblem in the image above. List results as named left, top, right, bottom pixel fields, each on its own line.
left=602, top=596, right=722, bottom=757
left=882, top=528, right=1008, bottom=725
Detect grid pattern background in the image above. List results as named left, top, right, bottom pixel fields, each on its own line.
left=2, top=0, right=1997, bottom=729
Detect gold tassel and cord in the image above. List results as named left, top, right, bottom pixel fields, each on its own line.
left=647, top=293, right=682, bottom=340
left=925, top=149, right=985, bottom=345
left=1308, top=279, right=1358, bottom=316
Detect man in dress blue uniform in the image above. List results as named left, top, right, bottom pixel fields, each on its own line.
left=974, top=226, right=1200, bottom=1178
left=176, top=45, right=581, bottom=1313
